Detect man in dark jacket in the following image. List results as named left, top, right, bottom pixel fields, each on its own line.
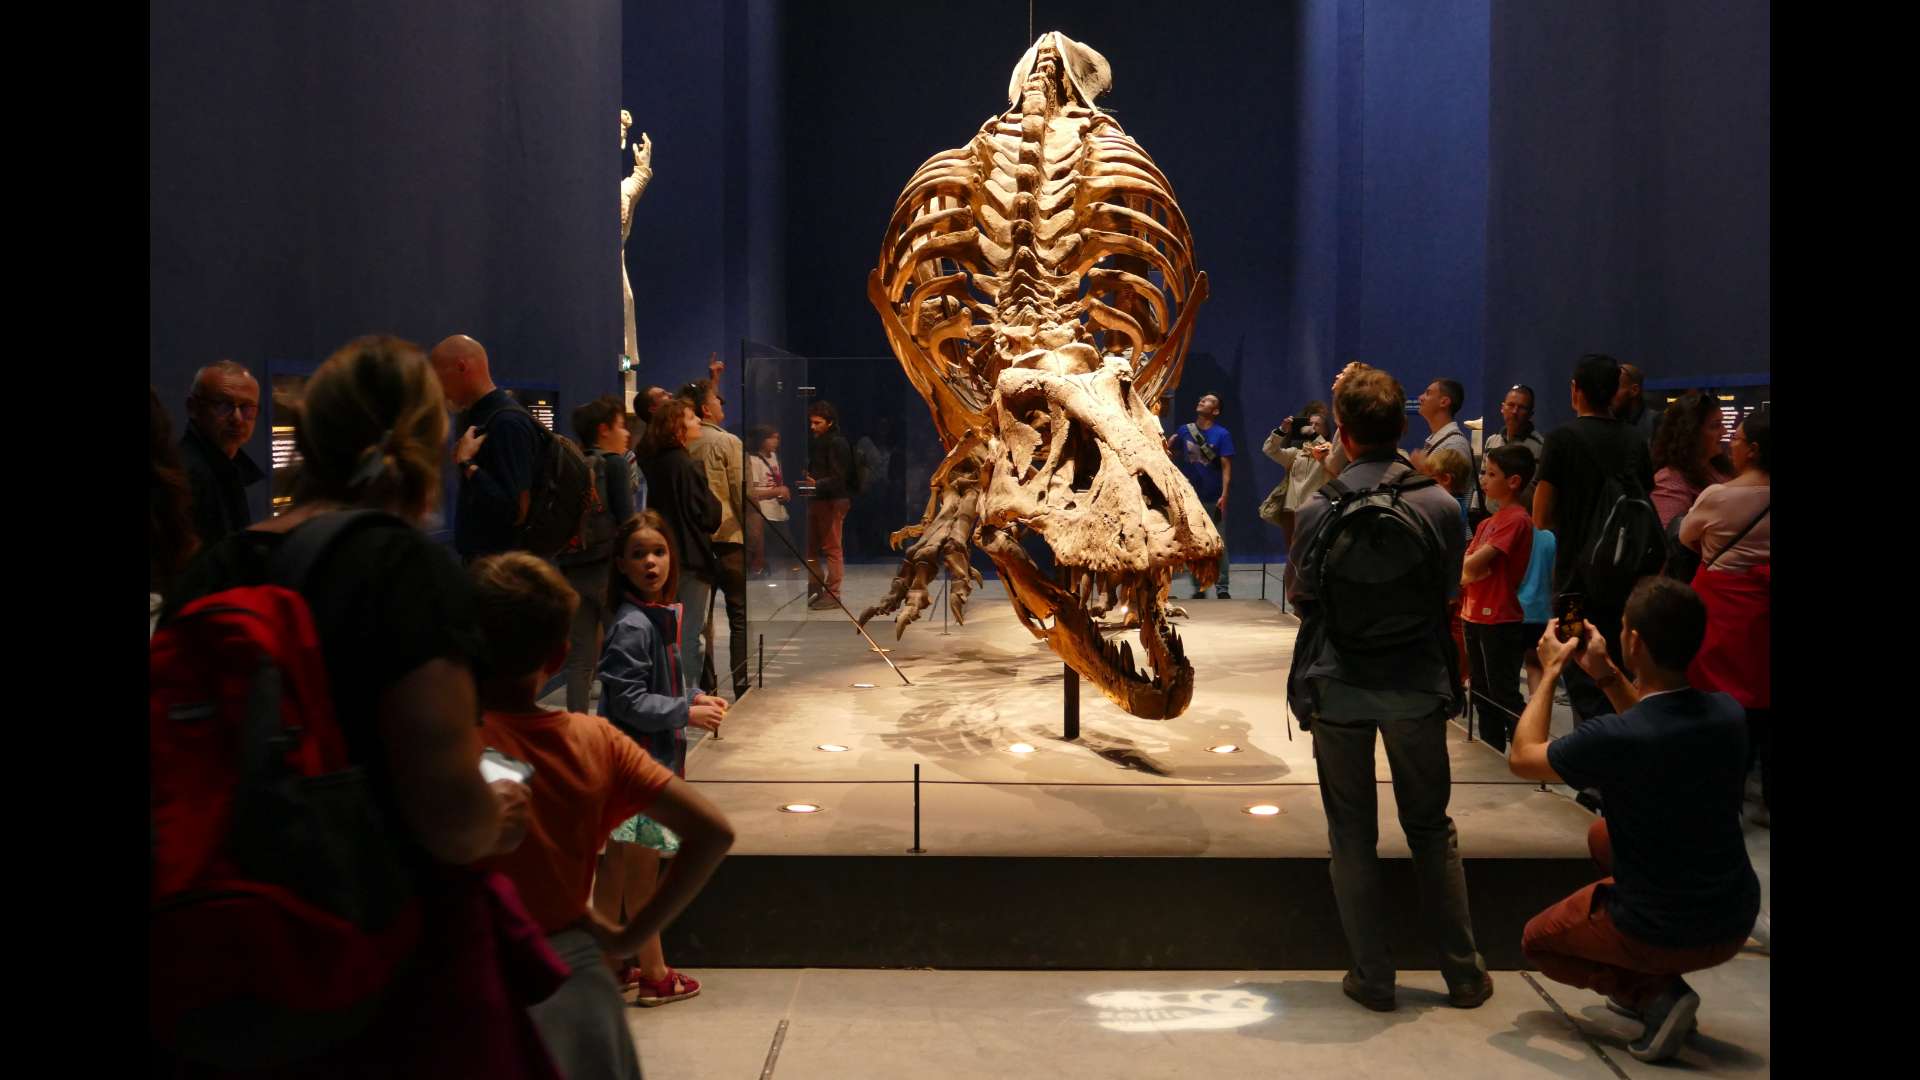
left=180, top=360, right=266, bottom=547
left=430, top=334, right=539, bottom=562
left=804, top=400, right=855, bottom=610
left=1287, top=368, right=1491, bottom=1014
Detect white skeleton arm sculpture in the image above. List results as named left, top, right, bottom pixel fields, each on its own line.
left=619, top=109, right=654, bottom=367
left=860, top=32, right=1220, bottom=720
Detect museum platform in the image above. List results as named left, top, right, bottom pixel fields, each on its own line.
left=664, top=570, right=1599, bottom=970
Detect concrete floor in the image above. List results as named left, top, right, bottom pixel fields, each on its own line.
left=550, top=563, right=1771, bottom=1076
left=628, top=962, right=1771, bottom=1078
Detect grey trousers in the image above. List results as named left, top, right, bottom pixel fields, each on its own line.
left=527, top=927, right=644, bottom=1080
left=1310, top=709, right=1487, bottom=994
left=561, top=561, right=611, bottom=714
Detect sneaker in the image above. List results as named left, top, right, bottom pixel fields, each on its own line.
left=1215, top=590, right=1232, bottom=600
left=631, top=968, right=702, bottom=1007
left=1190, top=590, right=1207, bottom=600
left=1604, top=994, right=1697, bottom=1032
left=1448, top=972, right=1494, bottom=1009
left=1627, top=979, right=1699, bottom=1063
left=807, top=595, right=839, bottom=611
left=1341, top=970, right=1396, bottom=1012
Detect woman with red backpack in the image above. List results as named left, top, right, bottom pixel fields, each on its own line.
left=153, top=335, right=565, bottom=1076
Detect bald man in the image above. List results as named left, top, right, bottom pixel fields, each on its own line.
left=180, top=360, right=265, bottom=547
left=430, top=335, right=538, bottom=561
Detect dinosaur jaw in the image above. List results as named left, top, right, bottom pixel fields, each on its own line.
left=981, top=523, right=1208, bottom=720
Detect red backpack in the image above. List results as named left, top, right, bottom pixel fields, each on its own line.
left=149, top=511, right=422, bottom=1067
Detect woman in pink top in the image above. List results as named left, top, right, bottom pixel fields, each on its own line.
left=1649, top=391, right=1734, bottom=527
left=1679, top=410, right=1770, bottom=824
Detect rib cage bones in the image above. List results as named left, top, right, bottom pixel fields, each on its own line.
left=860, top=31, right=1221, bottom=720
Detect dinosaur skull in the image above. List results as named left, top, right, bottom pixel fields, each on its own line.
left=978, top=343, right=1222, bottom=718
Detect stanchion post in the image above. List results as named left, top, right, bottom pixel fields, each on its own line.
left=1063, top=663, right=1080, bottom=741
left=757, top=633, right=765, bottom=689
left=908, top=763, right=926, bottom=853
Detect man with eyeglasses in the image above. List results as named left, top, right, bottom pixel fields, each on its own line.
left=1469, top=385, right=1546, bottom=530
left=179, top=359, right=265, bottom=547
left=679, top=355, right=749, bottom=698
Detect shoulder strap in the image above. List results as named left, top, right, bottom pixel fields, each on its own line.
left=268, top=510, right=408, bottom=592
left=1703, top=501, right=1770, bottom=570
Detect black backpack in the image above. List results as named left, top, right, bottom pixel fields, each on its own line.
left=555, top=450, right=618, bottom=566
left=1572, top=438, right=1664, bottom=610
left=1287, top=463, right=1458, bottom=727
left=1308, top=464, right=1454, bottom=656
left=492, top=402, right=593, bottom=559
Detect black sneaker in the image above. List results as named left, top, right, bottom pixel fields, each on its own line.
left=1448, top=972, right=1494, bottom=1009
left=1341, top=970, right=1396, bottom=1012
left=1216, top=589, right=1232, bottom=600
left=1628, top=979, right=1700, bottom=1063
left=1190, top=590, right=1207, bottom=600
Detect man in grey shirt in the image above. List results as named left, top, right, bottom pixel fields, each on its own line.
left=1469, top=383, right=1547, bottom=528
left=1287, top=367, right=1490, bottom=1014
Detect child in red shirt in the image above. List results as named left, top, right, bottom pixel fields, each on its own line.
left=1460, top=444, right=1537, bottom=751
left=469, top=553, right=735, bottom=1080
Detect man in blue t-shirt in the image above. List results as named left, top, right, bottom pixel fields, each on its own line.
left=1507, top=577, right=1759, bottom=1064
left=1163, top=392, right=1235, bottom=599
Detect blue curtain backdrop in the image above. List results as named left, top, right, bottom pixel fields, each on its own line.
left=150, top=0, right=623, bottom=528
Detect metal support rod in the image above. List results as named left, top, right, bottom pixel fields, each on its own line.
left=940, top=566, right=951, bottom=635
left=757, top=633, right=765, bottom=689
left=908, top=763, right=926, bottom=853
left=743, top=488, right=910, bottom=686
left=1063, top=663, right=1080, bottom=741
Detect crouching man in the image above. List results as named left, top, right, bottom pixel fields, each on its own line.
left=1507, top=577, right=1760, bottom=1063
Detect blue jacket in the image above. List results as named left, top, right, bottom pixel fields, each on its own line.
left=597, top=596, right=693, bottom=743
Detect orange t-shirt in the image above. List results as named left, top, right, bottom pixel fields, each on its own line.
left=477, top=708, right=674, bottom=934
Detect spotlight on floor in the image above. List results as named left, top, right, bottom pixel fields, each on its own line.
left=1207, top=744, right=1242, bottom=754
left=1005, top=742, right=1037, bottom=755
left=1243, top=804, right=1281, bottom=817
left=815, top=743, right=850, bottom=753
left=779, top=802, right=825, bottom=814
left=852, top=682, right=877, bottom=689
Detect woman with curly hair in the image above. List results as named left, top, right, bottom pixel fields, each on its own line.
left=1649, top=390, right=1733, bottom=528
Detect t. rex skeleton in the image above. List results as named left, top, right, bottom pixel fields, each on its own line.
left=860, top=31, right=1221, bottom=720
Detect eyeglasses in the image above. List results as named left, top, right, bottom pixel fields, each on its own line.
left=194, top=396, right=259, bottom=420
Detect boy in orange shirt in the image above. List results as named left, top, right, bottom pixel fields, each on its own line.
left=470, top=553, right=735, bottom=1080
left=1459, top=444, right=1537, bottom=751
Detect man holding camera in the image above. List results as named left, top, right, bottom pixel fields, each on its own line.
left=1261, top=403, right=1334, bottom=599
left=1507, top=576, right=1758, bottom=1064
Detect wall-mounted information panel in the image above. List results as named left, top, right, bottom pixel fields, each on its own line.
left=504, top=387, right=559, bottom=432
left=269, top=372, right=309, bottom=517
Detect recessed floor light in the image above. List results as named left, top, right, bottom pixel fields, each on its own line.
left=815, top=743, right=850, bottom=753
left=1005, top=742, right=1037, bottom=754
left=1207, top=744, right=1242, bottom=754
left=779, top=802, right=824, bottom=814
left=1243, top=804, right=1281, bottom=816
left=852, top=682, right=877, bottom=689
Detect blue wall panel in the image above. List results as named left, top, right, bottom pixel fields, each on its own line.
left=151, top=0, right=623, bottom=525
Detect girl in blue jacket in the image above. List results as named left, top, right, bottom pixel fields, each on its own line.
left=591, top=509, right=727, bottom=1006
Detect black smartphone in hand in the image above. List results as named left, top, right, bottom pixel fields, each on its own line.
left=1553, top=592, right=1587, bottom=644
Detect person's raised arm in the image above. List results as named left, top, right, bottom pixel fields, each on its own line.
left=1262, top=428, right=1297, bottom=468
left=590, top=776, right=734, bottom=956
left=1507, top=626, right=1578, bottom=782
left=1576, top=626, right=1641, bottom=715
left=376, top=659, right=510, bottom=864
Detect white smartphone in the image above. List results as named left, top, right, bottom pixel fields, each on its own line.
left=480, top=748, right=535, bottom=785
